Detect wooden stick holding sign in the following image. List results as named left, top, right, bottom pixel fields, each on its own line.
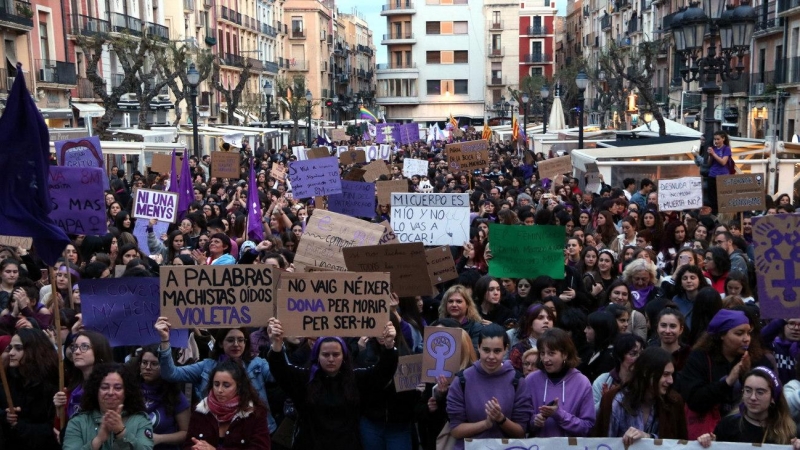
left=0, top=355, right=14, bottom=411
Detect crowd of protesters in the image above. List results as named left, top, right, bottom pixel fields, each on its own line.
left=1, top=128, right=800, bottom=450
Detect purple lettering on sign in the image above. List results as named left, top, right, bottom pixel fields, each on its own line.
left=327, top=180, right=376, bottom=218
left=288, top=156, right=342, bottom=199
left=55, top=136, right=109, bottom=190
left=79, top=278, right=188, bottom=347
left=48, top=166, right=108, bottom=235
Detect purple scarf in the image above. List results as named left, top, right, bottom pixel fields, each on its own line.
left=630, top=285, right=654, bottom=309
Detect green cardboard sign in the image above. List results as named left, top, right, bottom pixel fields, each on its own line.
left=487, top=224, right=565, bottom=279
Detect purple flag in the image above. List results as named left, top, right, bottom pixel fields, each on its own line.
left=247, top=158, right=263, bottom=241
left=177, top=150, right=193, bottom=220
left=397, top=123, right=419, bottom=145
left=168, top=149, right=178, bottom=193
left=0, top=64, right=69, bottom=265
left=328, top=181, right=376, bottom=218
left=362, top=130, right=370, bottom=142
left=376, top=123, right=401, bottom=144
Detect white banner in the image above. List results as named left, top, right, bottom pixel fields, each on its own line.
left=402, top=158, right=428, bottom=178
left=658, top=176, right=703, bottom=211
left=466, top=437, right=788, bottom=450
left=390, top=193, right=470, bottom=246
left=357, top=145, right=392, bottom=162
left=292, top=146, right=307, bottom=161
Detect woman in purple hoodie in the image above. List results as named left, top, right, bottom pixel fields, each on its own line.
left=526, top=328, right=596, bottom=437
left=446, top=324, right=533, bottom=450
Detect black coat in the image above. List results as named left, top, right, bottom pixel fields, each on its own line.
left=0, top=370, right=60, bottom=450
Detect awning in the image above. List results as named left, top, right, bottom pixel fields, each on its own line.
left=219, top=108, right=261, bottom=124
left=72, top=102, right=106, bottom=118
left=39, top=108, right=75, bottom=120
left=571, top=139, right=698, bottom=171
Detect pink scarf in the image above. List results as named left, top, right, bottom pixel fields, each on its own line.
left=207, top=391, right=240, bottom=423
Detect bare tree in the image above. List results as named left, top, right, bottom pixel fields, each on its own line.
left=212, top=58, right=252, bottom=125
left=153, top=43, right=215, bottom=126
left=275, top=75, right=315, bottom=144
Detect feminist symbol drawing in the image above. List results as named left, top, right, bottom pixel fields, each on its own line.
left=753, top=214, right=800, bottom=317
left=425, top=330, right=457, bottom=379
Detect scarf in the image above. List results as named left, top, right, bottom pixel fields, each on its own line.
left=630, top=285, right=654, bottom=309
left=207, top=391, right=240, bottom=424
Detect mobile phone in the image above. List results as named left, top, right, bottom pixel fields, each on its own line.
left=546, top=400, right=556, bottom=406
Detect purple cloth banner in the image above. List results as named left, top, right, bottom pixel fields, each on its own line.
left=79, top=278, right=188, bottom=347
left=177, top=149, right=193, bottom=220
left=327, top=181, right=376, bottom=218
left=397, top=123, right=419, bottom=145
left=247, top=158, right=264, bottom=241
left=376, top=123, right=402, bottom=144
left=48, top=166, right=108, bottom=235
left=288, top=156, right=342, bottom=199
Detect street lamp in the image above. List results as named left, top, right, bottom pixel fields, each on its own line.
left=521, top=92, right=529, bottom=148
left=671, top=0, right=756, bottom=150
left=186, top=63, right=201, bottom=158
left=540, top=84, right=550, bottom=134
left=263, top=80, right=272, bottom=127
left=305, top=89, right=312, bottom=145
left=575, top=70, right=589, bottom=150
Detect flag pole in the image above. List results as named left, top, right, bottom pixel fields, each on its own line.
left=0, top=353, right=14, bottom=412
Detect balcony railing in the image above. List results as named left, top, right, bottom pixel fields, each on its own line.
left=147, top=22, right=169, bottom=41
left=377, top=62, right=417, bottom=70
left=0, top=0, right=33, bottom=29
left=382, top=32, right=413, bottom=40
left=489, top=20, right=503, bottom=30
left=290, top=28, right=305, bottom=39
left=69, top=13, right=110, bottom=36
left=183, top=0, right=193, bottom=11
left=109, top=12, right=142, bottom=35
left=615, top=0, right=631, bottom=10
left=628, top=18, right=640, bottom=33
left=381, top=0, right=414, bottom=12
left=662, top=11, right=680, bottom=31
left=523, top=53, right=552, bottom=63
left=684, top=92, right=702, bottom=110
left=264, top=60, right=279, bottom=73
left=601, top=14, right=612, bottom=30
left=527, top=25, right=550, bottom=35
left=222, top=53, right=245, bottom=67
left=247, top=57, right=263, bottom=71
left=779, top=0, right=800, bottom=14
left=487, top=76, right=506, bottom=86
left=287, top=59, right=308, bottom=71
left=721, top=74, right=750, bottom=94
left=35, top=60, right=77, bottom=85
left=488, top=46, right=504, bottom=57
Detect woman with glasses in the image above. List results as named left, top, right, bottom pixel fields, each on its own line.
left=703, top=247, right=731, bottom=295
left=0, top=328, right=60, bottom=449
left=128, top=345, right=189, bottom=450
left=153, top=319, right=279, bottom=434
left=54, top=330, right=114, bottom=419
left=760, top=317, right=800, bottom=385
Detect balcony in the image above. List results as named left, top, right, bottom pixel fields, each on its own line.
left=381, top=0, right=415, bottom=14
left=615, top=0, right=631, bottom=10
left=751, top=70, right=785, bottom=95
left=68, top=13, right=110, bottom=37
left=247, top=57, right=263, bottom=71
left=262, top=23, right=277, bottom=37
left=617, top=35, right=631, bottom=46
left=336, top=73, right=349, bottom=83
left=109, top=12, right=142, bottom=35
left=601, top=14, right=612, bottom=30
left=357, top=68, right=366, bottom=78
left=357, top=44, right=373, bottom=56
left=0, top=69, right=31, bottom=92
left=183, top=0, right=193, bottom=12
left=489, top=20, right=503, bottom=30
left=376, top=62, right=417, bottom=71
left=0, top=0, right=33, bottom=31
left=147, top=22, right=169, bottom=41
left=264, top=60, right=279, bottom=74
left=779, top=0, right=800, bottom=15
left=721, top=74, right=750, bottom=94
left=205, top=27, right=217, bottom=46
left=290, top=28, right=305, bottom=39
left=628, top=18, right=640, bottom=33
left=684, top=92, right=702, bottom=110
left=222, top=53, right=245, bottom=68
left=488, top=46, right=504, bottom=57
left=274, top=20, right=286, bottom=34
left=35, top=60, right=77, bottom=85
left=754, top=18, right=782, bottom=36
left=487, top=75, right=506, bottom=86
left=110, top=73, right=125, bottom=89
left=381, top=32, right=415, bottom=44
left=77, top=77, right=95, bottom=99
left=662, top=11, right=680, bottom=31
left=287, top=59, right=308, bottom=71
left=527, top=25, right=550, bottom=35
left=523, top=53, right=552, bottom=63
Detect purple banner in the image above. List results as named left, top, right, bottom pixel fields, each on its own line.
left=48, top=166, right=108, bottom=235
left=397, top=123, right=420, bottom=145
left=376, top=123, right=401, bottom=144
left=133, top=218, right=169, bottom=256
left=288, top=156, right=342, bottom=199
left=752, top=213, right=800, bottom=319
left=328, top=181, right=376, bottom=218
left=79, top=278, right=188, bottom=347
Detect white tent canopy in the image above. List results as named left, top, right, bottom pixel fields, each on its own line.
left=630, top=118, right=702, bottom=137
left=548, top=96, right=566, bottom=131
left=571, top=139, right=698, bottom=172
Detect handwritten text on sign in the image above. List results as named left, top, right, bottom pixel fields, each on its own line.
left=327, top=180, right=376, bottom=218
left=288, top=156, right=342, bottom=198
left=716, top=173, right=766, bottom=213
left=394, top=354, right=423, bottom=392
left=160, top=266, right=275, bottom=328
left=342, top=243, right=431, bottom=297
left=277, top=272, right=391, bottom=337
left=446, top=140, right=489, bottom=171
left=391, top=193, right=470, bottom=246
left=488, top=223, right=565, bottom=279
left=56, top=136, right=104, bottom=169
left=658, top=176, right=703, bottom=211
left=48, top=166, right=108, bottom=235
left=132, top=188, right=179, bottom=223
left=79, top=278, right=188, bottom=347
left=293, top=210, right=385, bottom=272
left=402, top=158, right=428, bottom=177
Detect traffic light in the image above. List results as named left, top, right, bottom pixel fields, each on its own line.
left=325, top=99, right=333, bottom=107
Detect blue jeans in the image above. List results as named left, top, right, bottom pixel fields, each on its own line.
left=359, top=416, right=413, bottom=450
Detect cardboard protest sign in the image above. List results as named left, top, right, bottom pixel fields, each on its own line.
left=151, top=153, right=182, bottom=175
left=307, top=147, right=331, bottom=159
left=342, top=243, right=431, bottom=297
left=133, top=219, right=169, bottom=256
left=446, top=140, right=489, bottom=171
left=363, top=160, right=390, bottom=182
left=160, top=266, right=276, bottom=328
left=79, top=278, right=188, bottom=347
left=338, top=149, right=366, bottom=165
left=343, top=168, right=366, bottom=181
left=394, top=354, right=423, bottom=392
left=379, top=220, right=399, bottom=245
left=537, top=155, right=573, bottom=180
left=56, top=136, right=104, bottom=169
left=421, top=326, right=462, bottom=383
left=292, top=146, right=307, bottom=161
left=288, top=156, right=343, bottom=198
left=464, top=437, right=790, bottom=450
left=270, top=164, right=286, bottom=182
left=716, top=173, right=766, bottom=213
left=131, top=188, right=179, bottom=223
left=331, top=128, right=348, bottom=142
left=293, top=210, right=385, bottom=272
left=487, top=223, right=564, bottom=279
left=752, top=214, right=800, bottom=319
left=426, top=246, right=458, bottom=286
left=391, top=193, right=470, bottom=246
left=377, top=179, right=408, bottom=205
left=276, top=272, right=391, bottom=337
left=585, top=172, right=602, bottom=194
left=210, top=151, right=241, bottom=178
left=48, top=166, right=108, bottom=235
left=327, top=181, right=376, bottom=218
left=0, top=236, right=32, bottom=249
left=402, top=158, right=428, bottom=178
left=658, top=177, right=702, bottom=211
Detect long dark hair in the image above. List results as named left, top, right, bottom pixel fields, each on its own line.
left=81, top=363, right=145, bottom=414
left=128, top=344, right=183, bottom=417
left=67, top=330, right=113, bottom=390
left=209, top=328, right=253, bottom=363
left=693, top=306, right=764, bottom=362
left=587, top=310, right=618, bottom=352
left=620, top=347, right=673, bottom=414
left=14, top=328, right=58, bottom=386
left=306, top=337, right=359, bottom=406
left=398, top=296, right=425, bottom=335
left=207, top=360, right=264, bottom=412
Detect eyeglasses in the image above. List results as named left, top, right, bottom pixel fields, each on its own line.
left=224, top=337, right=247, bottom=344
left=5, top=344, right=23, bottom=352
left=140, top=360, right=160, bottom=368
left=70, top=343, right=93, bottom=353
left=743, top=387, right=769, bottom=398
left=786, top=321, right=800, bottom=329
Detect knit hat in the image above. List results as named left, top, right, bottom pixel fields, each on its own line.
left=517, top=193, right=533, bottom=203
left=707, top=309, right=749, bottom=334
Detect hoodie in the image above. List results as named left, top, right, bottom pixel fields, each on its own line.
left=526, top=367, right=596, bottom=437
left=446, top=361, right=533, bottom=450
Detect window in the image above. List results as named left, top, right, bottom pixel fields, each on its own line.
left=533, top=16, right=542, bottom=27
left=491, top=34, right=501, bottom=51
left=291, top=16, right=303, bottom=32
left=426, top=51, right=440, bottom=63
left=492, top=11, right=500, bottom=23
left=454, top=21, right=468, bottom=34
left=39, top=22, right=50, bottom=63
left=530, top=67, right=543, bottom=77
left=426, top=21, right=440, bottom=35
left=393, top=22, right=402, bottom=38
left=454, top=50, right=468, bottom=63
left=427, top=80, right=441, bottom=95
left=454, top=79, right=468, bottom=94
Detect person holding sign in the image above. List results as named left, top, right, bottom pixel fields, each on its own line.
left=445, top=324, right=533, bottom=450
left=266, top=317, right=398, bottom=450
left=437, top=285, right=485, bottom=352
left=62, top=363, right=154, bottom=450
left=706, top=131, right=733, bottom=215
left=0, top=328, right=60, bottom=450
